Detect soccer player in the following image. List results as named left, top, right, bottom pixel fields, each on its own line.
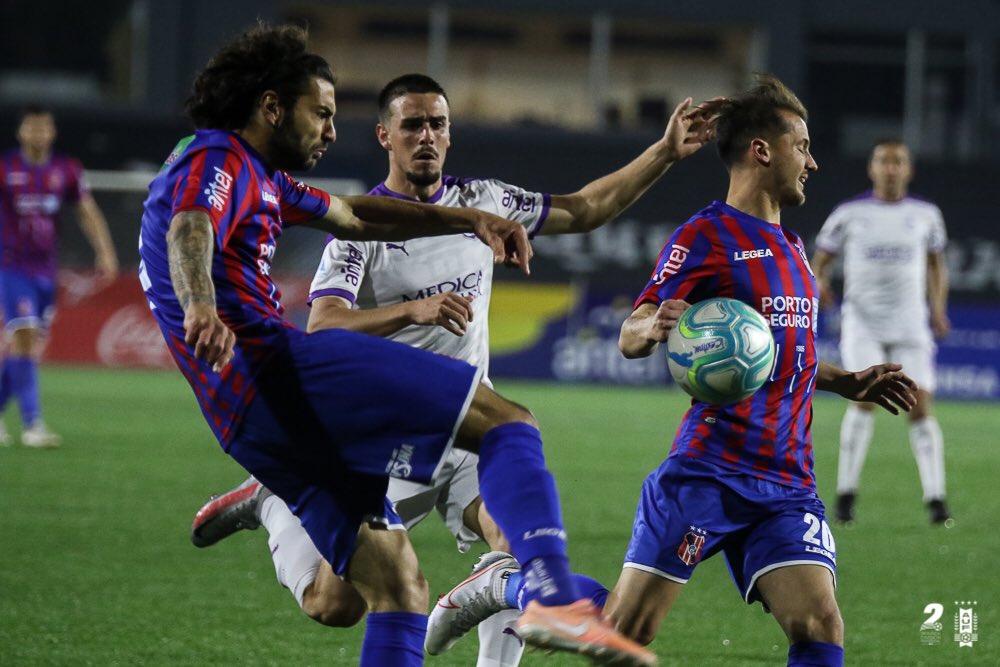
left=430, top=74, right=920, bottom=666
left=138, top=24, right=652, bottom=667
left=812, top=139, right=953, bottom=525
left=190, top=72, right=714, bottom=666
left=601, top=74, right=919, bottom=667
left=0, top=105, right=119, bottom=447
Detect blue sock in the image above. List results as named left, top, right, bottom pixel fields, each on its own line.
left=477, top=422, right=578, bottom=606
left=360, top=612, right=426, bottom=667
left=7, top=357, right=40, bottom=426
left=788, top=641, right=844, bottom=667
left=0, top=360, right=11, bottom=411
left=506, top=571, right=608, bottom=611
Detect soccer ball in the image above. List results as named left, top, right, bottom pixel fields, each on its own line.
left=666, top=297, right=776, bottom=405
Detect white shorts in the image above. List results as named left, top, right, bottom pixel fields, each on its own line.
left=840, top=336, right=936, bottom=393
left=387, top=448, right=482, bottom=552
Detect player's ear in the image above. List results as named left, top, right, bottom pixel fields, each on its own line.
left=750, top=138, right=770, bottom=166
left=261, top=91, right=283, bottom=127
left=375, top=123, right=391, bottom=150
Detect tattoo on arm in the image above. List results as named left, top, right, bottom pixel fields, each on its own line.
left=167, top=211, right=216, bottom=310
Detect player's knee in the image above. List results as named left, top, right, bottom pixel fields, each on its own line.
left=618, top=615, right=659, bottom=647
left=783, top=601, right=843, bottom=644
left=301, top=583, right=367, bottom=628
left=609, top=605, right=659, bottom=647
left=489, top=399, right=537, bottom=430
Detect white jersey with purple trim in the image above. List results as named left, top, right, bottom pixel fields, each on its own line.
left=308, top=175, right=550, bottom=381
left=815, top=192, right=946, bottom=343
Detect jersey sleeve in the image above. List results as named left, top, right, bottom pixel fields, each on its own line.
left=482, top=179, right=550, bottom=237
left=634, top=220, right=717, bottom=309
left=815, top=206, right=847, bottom=254
left=276, top=171, right=332, bottom=226
left=171, top=145, right=245, bottom=249
left=928, top=205, right=947, bottom=253
left=307, top=237, right=371, bottom=306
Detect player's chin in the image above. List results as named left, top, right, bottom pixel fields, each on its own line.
left=784, top=189, right=807, bottom=207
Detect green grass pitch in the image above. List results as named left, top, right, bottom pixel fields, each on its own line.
left=0, top=367, right=996, bottom=666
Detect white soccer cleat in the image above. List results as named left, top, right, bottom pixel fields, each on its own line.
left=425, top=551, right=520, bottom=655
left=0, top=421, right=12, bottom=447
left=191, top=477, right=272, bottom=548
left=21, top=421, right=61, bottom=448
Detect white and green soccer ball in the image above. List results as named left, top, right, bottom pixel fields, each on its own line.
left=666, top=297, right=776, bottom=405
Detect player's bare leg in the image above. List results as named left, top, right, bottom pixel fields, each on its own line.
left=756, top=564, right=844, bottom=666
left=907, top=389, right=951, bottom=524
left=604, top=568, right=684, bottom=646
left=347, top=525, right=429, bottom=665
left=347, top=525, right=427, bottom=613
left=300, top=564, right=367, bottom=626
left=463, top=496, right=510, bottom=553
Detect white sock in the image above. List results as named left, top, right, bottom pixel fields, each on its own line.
left=909, top=416, right=946, bottom=501
left=836, top=406, right=875, bottom=494
left=261, top=495, right=323, bottom=607
left=476, top=609, right=524, bottom=667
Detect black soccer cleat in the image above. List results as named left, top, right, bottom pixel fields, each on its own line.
left=834, top=493, right=856, bottom=524
left=927, top=499, right=954, bottom=527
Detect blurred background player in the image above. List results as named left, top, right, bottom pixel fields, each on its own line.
left=0, top=105, right=119, bottom=447
left=812, top=139, right=953, bottom=525
left=192, top=72, right=714, bottom=667
left=141, top=24, right=654, bottom=667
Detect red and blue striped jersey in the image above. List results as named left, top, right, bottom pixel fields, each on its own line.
left=138, top=130, right=331, bottom=446
left=0, top=149, right=89, bottom=278
left=637, top=201, right=820, bottom=489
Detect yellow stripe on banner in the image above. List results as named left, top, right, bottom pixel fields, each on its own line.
left=489, top=282, right=578, bottom=354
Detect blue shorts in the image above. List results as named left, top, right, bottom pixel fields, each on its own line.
left=226, top=327, right=482, bottom=577
left=624, top=457, right=836, bottom=605
left=2, top=270, right=55, bottom=331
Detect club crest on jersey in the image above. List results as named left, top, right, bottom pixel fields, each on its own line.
left=262, top=191, right=278, bottom=206
left=796, top=243, right=815, bottom=275
left=204, top=166, right=234, bottom=212
left=733, top=248, right=774, bottom=262
left=386, top=444, right=415, bottom=479
left=676, top=527, right=707, bottom=566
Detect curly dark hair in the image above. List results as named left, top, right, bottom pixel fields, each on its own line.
left=377, top=73, right=449, bottom=124
left=186, top=23, right=336, bottom=130
left=701, top=73, right=809, bottom=168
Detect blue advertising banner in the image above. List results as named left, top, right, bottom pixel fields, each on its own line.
left=490, top=285, right=1000, bottom=400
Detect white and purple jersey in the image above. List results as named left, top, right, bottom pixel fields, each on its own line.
left=307, top=176, right=550, bottom=380
left=816, top=192, right=946, bottom=343
left=0, top=149, right=89, bottom=278
left=139, top=130, right=330, bottom=446
left=638, top=201, right=819, bottom=490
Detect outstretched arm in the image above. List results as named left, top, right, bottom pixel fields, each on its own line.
left=541, top=98, right=717, bottom=236
left=166, top=210, right=235, bottom=372
left=618, top=300, right=691, bottom=359
left=307, top=293, right=474, bottom=338
left=77, top=194, right=119, bottom=277
left=816, top=361, right=917, bottom=415
left=305, top=195, right=532, bottom=275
